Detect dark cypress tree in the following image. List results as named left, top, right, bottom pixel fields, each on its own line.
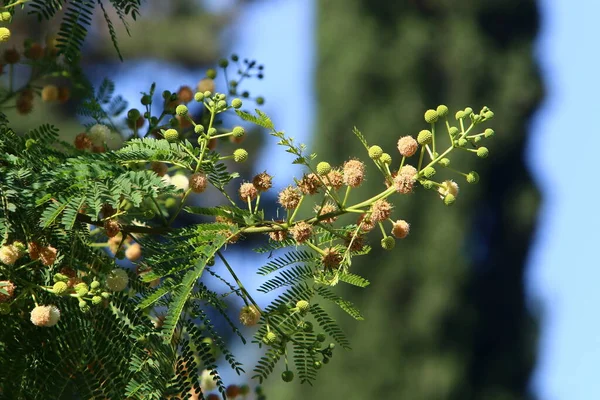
left=266, top=1, right=543, bottom=399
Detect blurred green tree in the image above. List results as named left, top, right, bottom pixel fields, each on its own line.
left=267, top=0, right=543, bottom=399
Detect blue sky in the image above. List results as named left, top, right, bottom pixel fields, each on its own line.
left=113, top=0, right=600, bottom=397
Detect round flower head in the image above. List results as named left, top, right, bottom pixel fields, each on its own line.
left=41, top=85, right=59, bottom=102
left=239, top=305, right=261, bottom=327
left=0, top=245, right=20, bottom=265
left=200, top=369, right=218, bottom=393
left=466, top=171, right=479, bottom=184
left=177, top=86, right=194, bottom=103
left=88, top=124, right=110, bottom=146
left=171, top=174, right=189, bottom=191
left=370, top=199, right=393, bottom=223
left=106, top=268, right=129, bottom=292
left=263, top=331, right=278, bottom=345
left=30, top=305, right=60, bottom=327
left=397, top=136, right=418, bottom=157
left=417, top=130, right=432, bottom=145
left=298, top=173, right=321, bottom=195
left=39, top=245, right=58, bottom=266
left=424, top=109, right=439, bottom=124
left=316, top=202, right=338, bottom=224
left=321, top=247, right=342, bottom=270
left=164, top=128, right=179, bottom=143
left=151, top=161, right=168, bottom=177
left=343, top=159, right=365, bottom=188
left=380, top=153, right=392, bottom=165
left=231, top=98, right=243, bottom=109
left=233, top=148, right=248, bottom=163
left=391, top=219, right=410, bottom=239
left=0, top=12, right=11, bottom=22
left=190, top=172, right=208, bottom=193
left=74, top=133, right=92, bottom=150
left=326, top=169, right=344, bottom=190
left=368, top=145, right=383, bottom=160
left=316, top=161, right=332, bottom=176
left=239, top=182, right=258, bottom=202
left=0, top=27, right=10, bottom=43
left=296, top=300, right=310, bottom=313
left=0, top=280, right=16, bottom=302
left=438, top=179, right=459, bottom=199
left=436, top=104, right=449, bottom=117
left=269, top=230, right=287, bottom=242
left=252, top=171, right=273, bottom=192
left=278, top=186, right=302, bottom=210
left=197, top=78, right=215, bottom=94
left=232, top=126, right=245, bottom=138
left=393, top=165, right=418, bottom=194
left=290, top=221, right=313, bottom=243
left=175, top=104, right=188, bottom=116
left=125, top=242, right=142, bottom=261
left=476, top=147, right=489, bottom=158
left=381, top=236, right=395, bottom=251
left=52, top=281, right=68, bottom=295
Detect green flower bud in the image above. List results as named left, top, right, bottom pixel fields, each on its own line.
left=449, top=126, right=459, bottom=137
left=90, top=281, right=100, bottom=290
left=0, top=12, right=11, bottom=22
left=101, top=291, right=111, bottom=299
left=368, top=145, right=383, bottom=160
left=74, top=282, right=89, bottom=297
left=436, top=105, right=449, bottom=118
left=194, top=124, right=205, bottom=134
left=466, top=171, right=479, bottom=184
left=217, top=100, right=227, bottom=109
left=380, top=153, right=392, bottom=165
left=424, top=109, right=439, bottom=124
left=316, top=161, right=331, bottom=175
left=208, top=127, right=217, bottom=136
left=263, top=331, right=277, bottom=345
left=302, top=321, right=313, bottom=332
left=417, top=129, right=432, bottom=145
left=0, top=27, right=10, bottom=43
left=53, top=273, right=69, bottom=283
left=455, top=110, right=465, bottom=120
left=282, top=370, right=294, bottom=383
left=476, top=147, right=489, bottom=158
left=322, top=357, right=330, bottom=364
left=141, top=94, right=152, bottom=105
left=484, top=111, right=494, bottom=119
left=175, top=105, right=188, bottom=116
left=422, top=180, right=435, bottom=190
left=381, top=236, right=395, bottom=251
left=79, top=300, right=90, bottom=313
left=231, top=98, right=243, bottom=109
left=53, top=281, right=68, bottom=295
left=484, top=128, right=495, bottom=138
left=127, top=108, right=140, bottom=121
left=473, top=136, right=482, bottom=144
left=164, top=128, right=178, bottom=142
left=91, top=296, right=103, bottom=305
left=203, top=91, right=212, bottom=98
left=316, top=333, right=326, bottom=342
left=162, top=90, right=171, bottom=100
left=218, top=58, right=229, bottom=68
left=457, top=138, right=468, bottom=147
left=439, top=158, right=450, bottom=167
left=314, top=361, right=322, bottom=369
left=464, top=107, right=473, bottom=115
left=423, top=166, right=436, bottom=178
left=256, top=96, right=265, bottom=105
left=232, top=126, right=245, bottom=138
left=233, top=149, right=248, bottom=163
left=444, top=194, right=456, bottom=206
left=206, top=69, right=217, bottom=79
left=165, top=197, right=177, bottom=209
left=194, top=92, right=204, bottom=102
left=296, top=300, right=310, bottom=313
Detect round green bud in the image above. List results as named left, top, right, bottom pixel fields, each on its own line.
left=422, top=180, right=435, bottom=190
left=444, top=194, right=456, bottom=206
left=215, top=100, right=226, bottom=110
left=25, top=139, right=36, bottom=149
left=473, top=136, right=482, bottom=144
left=296, top=300, right=310, bottom=313
left=53, top=273, right=69, bottom=283
left=424, top=109, right=439, bottom=124
left=0, top=12, right=11, bottom=22
left=233, top=148, right=248, bottom=163
left=232, top=126, right=245, bottom=138
left=0, top=27, right=10, bottom=43
left=216, top=93, right=226, bottom=101
left=127, top=108, right=140, bottom=120
left=457, top=138, right=468, bottom=147
left=436, top=105, right=449, bottom=118
left=194, top=92, right=204, bottom=102
left=207, top=127, right=217, bottom=136
left=207, top=100, right=215, bottom=108
left=417, top=129, right=432, bottom=145
left=484, top=128, right=495, bottom=138
left=79, top=300, right=90, bottom=313
left=368, top=145, right=383, bottom=160
left=165, top=197, right=177, bottom=209
left=302, top=321, right=313, bottom=332
left=263, top=331, right=277, bottom=345
left=101, top=291, right=111, bottom=299
left=476, top=147, right=489, bottom=158
left=316, top=161, right=331, bottom=176
left=316, top=333, right=326, bottom=342
left=218, top=59, right=229, bottom=68
left=206, top=69, right=217, bottom=79
left=314, top=361, right=322, bottom=369
left=380, top=153, right=392, bottom=165
left=141, top=94, right=152, bottom=105
left=381, top=236, right=395, bottom=251
left=322, top=357, right=330, bottom=364
left=175, top=105, right=188, bottom=116
left=423, top=166, right=436, bottom=178
left=449, top=127, right=459, bottom=137
left=231, top=98, right=243, bottom=109
left=91, top=296, right=103, bottom=305
left=329, top=343, right=335, bottom=350
left=439, top=158, right=450, bottom=167
left=164, top=128, right=179, bottom=143
left=193, top=125, right=204, bottom=135
left=256, top=96, right=265, bottom=105
left=53, top=281, right=68, bottom=295
left=281, top=370, right=294, bottom=383
left=74, top=282, right=89, bottom=297
left=0, top=303, right=11, bottom=315
left=203, top=90, right=212, bottom=98
left=455, top=110, right=465, bottom=120
left=90, top=281, right=100, bottom=290
left=466, top=171, right=479, bottom=184
left=484, top=111, right=494, bottom=119
left=471, top=114, right=482, bottom=124
left=162, top=90, right=171, bottom=100
left=464, top=107, right=473, bottom=115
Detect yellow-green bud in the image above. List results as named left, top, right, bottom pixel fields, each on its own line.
left=281, top=370, right=294, bottom=383
left=217, top=100, right=227, bottom=109
left=91, top=296, right=103, bottom=305
left=473, top=136, right=482, bottom=144
left=484, top=111, right=494, bottom=119
left=422, top=180, right=435, bottom=190
left=381, top=236, right=395, bottom=251
left=444, top=194, right=456, bottom=206
left=232, top=126, right=245, bottom=138
left=231, top=98, right=242, bottom=109
left=296, top=300, right=310, bottom=313
left=256, top=96, right=265, bottom=105
left=233, top=149, right=248, bottom=163
left=380, top=153, right=392, bottom=165
left=90, top=281, right=100, bottom=290
left=194, top=125, right=205, bottom=134
left=368, top=145, right=383, bottom=160
left=476, top=147, right=489, bottom=158
left=74, top=282, right=89, bottom=297
left=455, top=110, right=466, bottom=120
left=424, top=109, right=438, bottom=124
left=449, top=127, right=459, bottom=137
left=203, top=91, right=212, bottom=98
left=164, top=128, right=179, bottom=142
left=165, top=197, right=177, bottom=209
left=436, top=105, right=449, bottom=117
left=484, top=128, right=495, bottom=138
left=127, top=108, right=140, bottom=120
left=263, top=331, right=277, bottom=345
left=53, top=281, right=68, bottom=295
left=206, top=69, right=217, bottom=79
left=439, top=158, right=450, bottom=167
left=53, top=273, right=69, bottom=283
left=316, top=161, right=331, bottom=176
left=466, top=171, right=479, bottom=184
left=464, top=107, right=473, bottom=115
left=101, top=291, right=111, bottom=299
left=0, top=27, right=10, bottom=43
left=0, top=12, right=11, bottom=22
left=194, top=92, right=204, bottom=102
left=457, top=138, right=468, bottom=147
left=208, top=127, right=217, bottom=136
left=79, top=300, right=90, bottom=313
left=175, top=105, right=188, bottom=116
left=423, top=166, right=436, bottom=178
left=417, top=129, right=432, bottom=145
